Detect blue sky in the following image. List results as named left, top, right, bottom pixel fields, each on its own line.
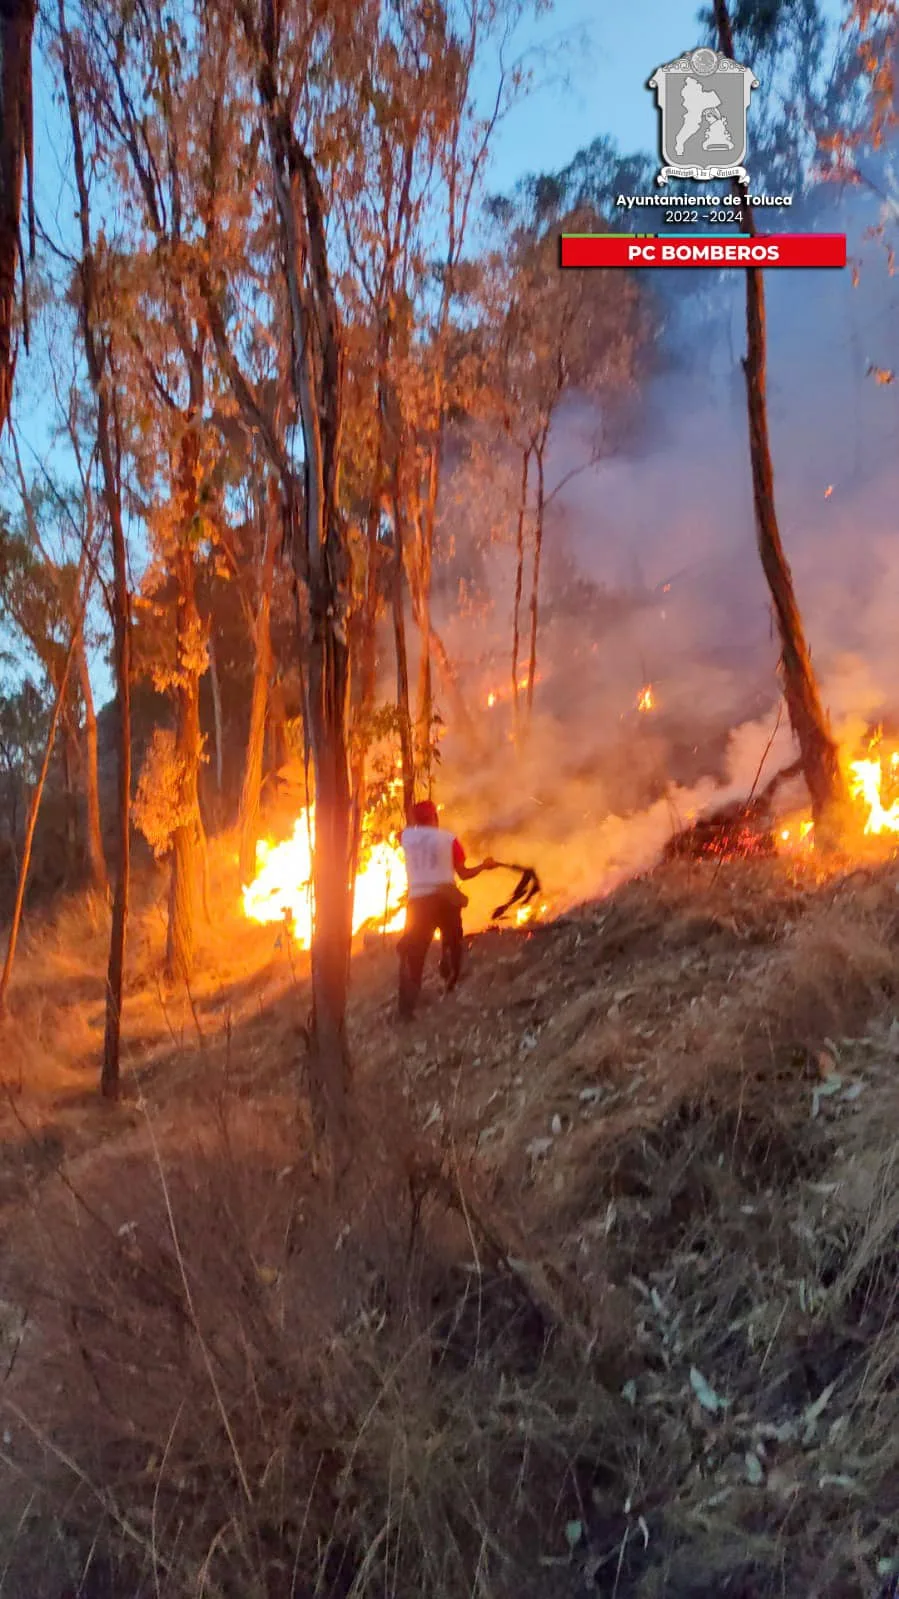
left=489, top=0, right=712, bottom=184
left=487, top=0, right=845, bottom=191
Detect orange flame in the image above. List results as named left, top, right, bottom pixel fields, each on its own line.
left=515, top=900, right=548, bottom=927
left=849, top=751, right=899, bottom=834
left=778, top=745, right=899, bottom=853
left=242, top=808, right=407, bottom=946
left=484, top=672, right=539, bottom=710
left=779, top=818, right=815, bottom=851
left=637, top=685, right=655, bottom=713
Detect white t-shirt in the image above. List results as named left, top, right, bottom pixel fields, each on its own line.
left=401, top=826, right=458, bottom=899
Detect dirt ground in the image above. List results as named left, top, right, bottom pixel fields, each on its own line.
left=0, top=844, right=896, bottom=1597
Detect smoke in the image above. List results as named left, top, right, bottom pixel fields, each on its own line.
left=428, top=173, right=899, bottom=915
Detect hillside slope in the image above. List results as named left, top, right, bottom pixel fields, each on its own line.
left=0, top=854, right=896, bottom=1597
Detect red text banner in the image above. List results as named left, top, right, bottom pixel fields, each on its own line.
left=561, top=234, right=847, bottom=269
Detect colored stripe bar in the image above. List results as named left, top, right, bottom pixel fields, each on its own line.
left=561, top=234, right=847, bottom=268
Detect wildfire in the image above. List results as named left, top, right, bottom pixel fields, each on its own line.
left=240, top=741, right=899, bottom=955
left=637, top=685, right=655, bottom=713
left=515, top=901, right=548, bottom=927
left=485, top=671, right=538, bottom=710
left=779, top=819, right=815, bottom=851
left=242, top=809, right=407, bottom=947
left=849, top=750, right=899, bottom=834
left=778, top=746, right=899, bottom=852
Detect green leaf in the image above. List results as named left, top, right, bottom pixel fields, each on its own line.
left=802, top=1380, right=836, bottom=1438
left=689, top=1367, right=730, bottom=1414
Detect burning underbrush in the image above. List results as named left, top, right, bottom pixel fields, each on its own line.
left=0, top=851, right=898, bottom=1595
left=242, top=809, right=409, bottom=943
left=238, top=730, right=899, bottom=957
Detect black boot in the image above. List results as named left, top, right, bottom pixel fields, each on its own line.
left=397, top=953, right=417, bottom=1020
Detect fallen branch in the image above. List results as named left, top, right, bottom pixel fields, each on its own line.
left=663, top=760, right=804, bottom=866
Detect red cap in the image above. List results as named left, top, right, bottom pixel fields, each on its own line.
left=410, top=799, right=439, bottom=827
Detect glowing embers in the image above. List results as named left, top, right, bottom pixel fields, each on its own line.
left=514, top=900, right=549, bottom=927
left=662, top=801, right=777, bottom=863
left=778, top=818, right=814, bottom=852
left=485, top=672, right=539, bottom=709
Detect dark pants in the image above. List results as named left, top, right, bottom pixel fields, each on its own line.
left=397, top=891, right=464, bottom=1017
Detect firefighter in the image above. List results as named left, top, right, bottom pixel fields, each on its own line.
left=397, top=799, right=495, bottom=1020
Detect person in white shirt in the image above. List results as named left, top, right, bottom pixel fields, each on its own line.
left=397, top=799, right=495, bottom=1019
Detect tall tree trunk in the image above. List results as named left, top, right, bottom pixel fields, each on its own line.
left=245, top=3, right=353, bottom=1161
left=413, top=478, right=434, bottom=782
left=415, top=622, right=432, bottom=781
left=394, top=447, right=426, bottom=792
left=0, top=0, right=35, bottom=439
left=239, top=628, right=270, bottom=884
left=102, top=464, right=132, bottom=1100
left=165, top=676, right=202, bottom=985
left=0, top=632, right=76, bottom=1018
left=208, top=628, right=224, bottom=811
left=7, top=779, right=19, bottom=875
left=165, top=536, right=204, bottom=986
left=239, top=492, right=277, bottom=884
left=713, top=0, right=846, bottom=838
left=391, top=492, right=415, bottom=816
left=59, top=0, right=131, bottom=1100
left=268, top=673, right=288, bottom=773
left=348, top=496, right=383, bottom=878
left=526, top=445, right=546, bottom=718
left=511, top=444, right=530, bottom=743
left=77, top=628, right=107, bottom=895
left=304, top=525, right=353, bottom=1155
left=403, top=495, right=480, bottom=760
left=61, top=713, right=79, bottom=881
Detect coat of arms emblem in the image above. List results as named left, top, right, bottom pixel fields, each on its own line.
left=648, top=47, right=759, bottom=186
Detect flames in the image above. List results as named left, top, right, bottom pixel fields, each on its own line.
left=240, top=736, right=899, bottom=950
left=242, top=810, right=407, bottom=947
left=778, top=818, right=815, bottom=852
left=241, top=807, right=553, bottom=947
left=637, top=684, right=655, bottom=713
left=485, top=672, right=536, bottom=709
left=848, top=749, right=899, bottom=834
left=778, top=744, right=899, bottom=853
left=515, top=900, right=548, bottom=927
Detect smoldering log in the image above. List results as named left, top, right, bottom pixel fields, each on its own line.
left=662, top=760, right=803, bottom=864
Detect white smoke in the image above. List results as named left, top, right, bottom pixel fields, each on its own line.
left=428, top=174, right=899, bottom=911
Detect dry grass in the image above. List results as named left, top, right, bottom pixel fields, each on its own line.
left=1, top=833, right=295, bottom=1100
left=0, top=852, right=897, bottom=1595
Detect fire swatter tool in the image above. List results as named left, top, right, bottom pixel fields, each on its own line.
left=487, top=861, right=542, bottom=922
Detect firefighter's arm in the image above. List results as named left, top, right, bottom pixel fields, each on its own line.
left=456, top=856, right=497, bottom=881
